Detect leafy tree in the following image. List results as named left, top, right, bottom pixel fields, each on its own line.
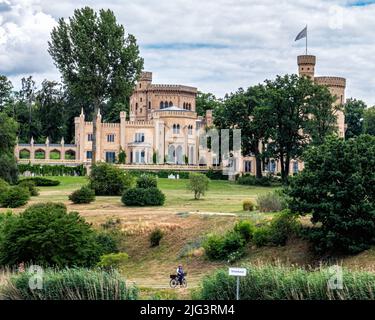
left=196, top=91, right=222, bottom=116
left=0, top=203, right=102, bottom=267
left=287, top=135, right=375, bottom=254
left=49, top=7, right=144, bottom=163
left=187, top=173, right=210, bottom=199
left=363, top=106, right=375, bottom=136
left=0, top=75, right=13, bottom=111
left=344, top=98, right=367, bottom=139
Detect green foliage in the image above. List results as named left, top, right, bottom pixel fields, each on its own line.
left=0, top=186, right=30, bottom=208
left=0, top=203, right=102, bottom=267
left=196, top=91, right=222, bottom=117
left=149, top=228, right=164, bottom=247
left=97, top=253, right=129, bottom=270
left=237, top=174, right=275, bottom=187
left=96, top=232, right=119, bottom=256
left=0, top=154, right=18, bottom=185
left=0, top=112, right=18, bottom=155
left=118, top=148, right=126, bottom=164
left=252, top=210, right=301, bottom=247
left=2, top=268, right=138, bottom=300
left=69, top=185, right=95, bottom=204
left=89, top=163, right=134, bottom=196
left=100, top=217, right=121, bottom=230
left=203, top=231, right=245, bottom=261
left=152, top=151, right=157, bottom=164
left=344, top=98, right=366, bottom=139
left=136, top=174, right=157, bottom=189
left=256, top=191, right=287, bottom=213
left=242, top=199, right=255, bottom=211
left=187, top=173, right=210, bottom=199
left=363, top=106, right=375, bottom=136
left=234, top=220, right=255, bottom=242
left=199, top=265, right=375, bottom=300
left=121, top=187, right=165, bottom=206
left=18, top=164, right=86, bottom=176
left=20, top=177, right=60, bottom=186
left=17, top=180, right=39, bottom=196
left=287, top=135, right=375, bottom=254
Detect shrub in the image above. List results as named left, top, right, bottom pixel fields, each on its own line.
left=203, top=231, right=245, bottom=261
left=136, top=174, right=157, bottom=189
left=287, top=135, right=375, bottom=254
left=0, top=178, right=10, bottom=204
left=257, top=191, right=286, bottom=213
left=97, top=253, right=129, bottom=270
left=69, top=185, right=95, bottom=204
left=242, top=199, right=255, bottom=211
left=21, top=177, right=60, bottom=186
left=0, top=202, right=102, bottom=267
left=89, top=163, right=134, bottom=196
left=96, top=232, right=119, bottom=256
left=2, top=268, right=138, bottom=300
left=149, top=228, right=164, bottom=247
left=187, top=173, right=210, bottom=199
left=237, top=175, right=274, bottom=187
left=199, top=264, right=375, bottom=300
left=17, top=180, right=39, bottom=196
left=234, top=220, right=255, bottom=242
left=252, top=210, right=301, bottom=247
left=0, top=186, right=30, bottom=208
left=121, top=187, right=165, bottom=206
left=0, top=154, right=18, bottom=185
left=101, top=218, right=121, bottom=230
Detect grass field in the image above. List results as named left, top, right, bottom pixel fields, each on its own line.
left=3, top=176, right=374, bottom=299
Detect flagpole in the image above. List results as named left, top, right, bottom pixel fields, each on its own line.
left=305, top=25, right=308, bottom=55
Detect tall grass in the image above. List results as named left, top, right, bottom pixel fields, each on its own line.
left=0, top=268, right=138, bottom=300
left=199, top=264, right=375, bottom=300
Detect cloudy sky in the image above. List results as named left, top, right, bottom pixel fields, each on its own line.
left=0, top=0, right=375, bottom=105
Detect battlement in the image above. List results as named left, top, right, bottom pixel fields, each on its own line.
left=315, top=76, right=346, bottom=88
left=150, top=84, right=197, bottom=93
left=140, top=71, right=152, bottom=82
left=297, top=55, right=316, bottom=66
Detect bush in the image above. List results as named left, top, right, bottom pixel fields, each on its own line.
left=0, top=178, right=10, bottom=204
left=17, top=180, right=39, bottom=196
left=187, top=173, right=210, bottom=199
left=257, top=191, right=287, bottom=213
left=0, top=202, right=102, bottom=267
left=136, top=174, right=157, bottom=189
left=203, top=231, right=245, bottom=261
left=18, top=164, right=86, bottom=176
left=96, top=232, right=119, bottom=256
left=199, top=264, right=375, bottom=300
left=0, top=186, right=30, bottom=208
left=237, top=175, right=274, bottom=187
left=20, top=177, right=60, bottom=186
left=149, top=228, right=164, bottom=247
left=121, top=187, right=165, bottom=206
left=234, top=220, right=255, bottom=242
left=0, top=154, right=18, bottom=185
left=89, top=163, right=134, bottom=196
left=97, top=253, right=129, bottom=270
left=242, top=199, right=255, bottom=211
left=69, top=185, right=95, bottom=204
left=287, top=135, right=375, bottom=254
left=2, top=268, right=138, bottom=300
left=252, top=210, right=301, bottom=247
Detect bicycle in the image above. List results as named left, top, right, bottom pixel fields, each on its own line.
left=169, top=272, right=187, bottom=288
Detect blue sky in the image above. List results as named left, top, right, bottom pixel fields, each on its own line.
left=0, top=0, right=374, bottom=106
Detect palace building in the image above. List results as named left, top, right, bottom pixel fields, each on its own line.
left=15, top=54, right=346, bottom=175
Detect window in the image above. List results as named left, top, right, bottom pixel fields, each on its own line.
left=169, top=101, right=173, bottom=107
left=183, top=102, right=186, bottom=109
left=173, top=124, right=180, bottom=134
left=149, top=102, right=151, bottom=109
left=135, top=133, right=145, bottom=143
left=88, top=133, right=93, bottom=142
left=140, top=97, right=142, bottom=102
left=177, top=124, right=180, bottom=134
left=136, top=103, right=138, bottom=110
left=188, top=125, right=193, bottom=135
left=160, top=101, right=163, bottom=109
left=106, top=152, right=116, bottom=163
left=293, top=161, right=299, bottom=174
left=107, top=134, right=115, bottom=143
left=244, top=161, right=252, bottom=173
left=269, top=160, right=276, bottom=173
left=86, top=151, right=93, bottom=159
left=139, top=83, right=142, bottom=89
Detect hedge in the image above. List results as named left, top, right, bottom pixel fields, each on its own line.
left=18, top=164, right=86, bottom=176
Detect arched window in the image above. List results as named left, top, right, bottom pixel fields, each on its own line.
left=169, top=101, right=173, bottom=107
left=183, top=103, right=186, bottom=109
left=173, top=124, right=177, bottom=134
left=188, top=125, right=193, bottom=135
left=189, top=103, right=191, bottom=110
left=165, top=101, right=168, bottom=108
left=149, top=102, right=151, bottom=109
left=160, top=101, right=163, bottom=109
left=136, top=103, right=138, bottom=110
left=177, top=124, right=180, bottom=134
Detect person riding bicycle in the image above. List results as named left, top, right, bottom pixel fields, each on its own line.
left=176, top=265, right=184, bottom=285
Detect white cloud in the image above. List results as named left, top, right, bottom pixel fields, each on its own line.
left=0, top=0, right=374, bottom=106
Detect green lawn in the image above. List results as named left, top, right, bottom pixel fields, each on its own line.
left=33, top=176, right=277, bottom=213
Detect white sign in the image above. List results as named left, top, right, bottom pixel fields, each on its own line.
left=229, top=268, right=247, bottom=277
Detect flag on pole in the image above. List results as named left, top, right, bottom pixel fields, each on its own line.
left=295, top=26, right=307, bottom=41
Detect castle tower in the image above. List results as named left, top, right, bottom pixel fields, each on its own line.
left=297, top=55, right=316, bottom=79
left=138, top=72, right=152, bottom=90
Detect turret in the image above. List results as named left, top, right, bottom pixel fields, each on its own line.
left=297, top=55, right=316, bottom=79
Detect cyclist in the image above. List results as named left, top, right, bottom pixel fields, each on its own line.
left=176, top=265, right=185, bottom=285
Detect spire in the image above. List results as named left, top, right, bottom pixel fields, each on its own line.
left=61, top=137, right=65, bottom=145
left=80, top=108, right=84, bottom=117
left=45, top=137, right=50, bottom=146
left=30, top=137, right=34, bottom=145
left=97, top=108, right=101, bottom=117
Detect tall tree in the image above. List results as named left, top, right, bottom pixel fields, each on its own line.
left=363, top=106, right=375, bottom=136
left=196, top=91, right=222, bottom=117
left=344, top=98, right=367, bottom=139
left=48, top=7, right=144, bottom=163
left=0, top=75, right=13, bottom=112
